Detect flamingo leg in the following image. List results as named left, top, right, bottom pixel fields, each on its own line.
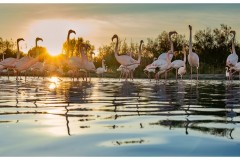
left=190, top=67, right=192, bottom=80
left=230, top=71, right=232, bottom=80
left=176, top=69, right=177, bottom=80
left=197, top=67, right=199, bottom=81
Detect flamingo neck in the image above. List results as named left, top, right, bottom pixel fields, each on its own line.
left=167, top=52, right=171, bottom=64
left=137, top=42, right=143, bottom=63
left=170, top=35, right=174, bottom=52
left=114, top=37, right=119, bottom=57
left=17, top=42, right=20, bottom=59
left=232, top=34, right=236, bottom=55
left=67, top=33, right=72, bottom=57
left=189, top=29, right=193, bottom=54
left=102, top=60, right=105, bottom=70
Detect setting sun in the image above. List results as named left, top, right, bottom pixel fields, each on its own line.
left=23, top=19, right=92, bottom=56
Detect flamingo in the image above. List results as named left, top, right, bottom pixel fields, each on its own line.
left=178, top=46, right=187, bottom=79
left=226, top=30, right=238, bottom=80
left=151, top=31, right=177, bottom=80
left=0, top=38, right=24, bottom=68
left=96, top=59, right=107, bottom=78
left=118, top=40, right=144, bottom=80
left=67, top=29, right=76, bottom=57
left=14, top=37, right=43, bottom=80
left=112, top=34, right=140, bottom=67
left=127, top=40, right=144, bottom=80
left=154, top=51, right=173, bottom=81
left=158, top=31, right=177, bottom=61
left=68, top=43, right=88, bottom=80
left=188, top=25, right=199, bottom=80
left=65, top=29, right=79, bottom=80
left=112, top=34, right=142, bottom=80
left=0, top=38, right=24, bottom=78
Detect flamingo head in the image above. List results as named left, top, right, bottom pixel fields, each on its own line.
left=230, top=30, right=236, bottom=35
left=140, top=40, right=144, bottom=44
left=112, top=34, right=118, bottom=41
left=68, top=29, right=76, bottom=35
left=182, top=44, right=188, bottom=52
left=230, top=30, right=236, bottom=38
left=169, top=31, right=178, bottom=37
left=188, top=25, right=192, bottom=30
left=36, top=37, right=43, bottom=42
left=17, top=38, right=24, bottom=44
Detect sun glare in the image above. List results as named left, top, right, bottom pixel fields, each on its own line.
left=49, top=76, right=60, bottom=90
left=25, top=19, right=91, bottom=56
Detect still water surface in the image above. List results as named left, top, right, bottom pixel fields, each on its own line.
left=0, top=76, right=240, bottom=156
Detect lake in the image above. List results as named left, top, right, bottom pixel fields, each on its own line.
left=0, top=76, right=239, bottom=157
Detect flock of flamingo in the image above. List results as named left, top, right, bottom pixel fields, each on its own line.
left=0, top=24, right=239, bottom=82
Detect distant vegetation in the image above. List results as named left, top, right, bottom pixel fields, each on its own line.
left=0, top=24, right=239, bottom=78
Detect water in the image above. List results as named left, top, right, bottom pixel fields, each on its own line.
left=0, top=76, right=240, bottom=157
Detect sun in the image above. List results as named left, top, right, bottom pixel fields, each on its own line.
left=26, top=19, right=91, bottom=56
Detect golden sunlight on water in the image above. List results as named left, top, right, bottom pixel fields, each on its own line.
left=48, top=76, right=60, bottom=90
left=1, top=77, right=240, bottom=156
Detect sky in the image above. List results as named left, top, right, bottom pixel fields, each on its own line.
left=1, top=3, right=240, bottom=55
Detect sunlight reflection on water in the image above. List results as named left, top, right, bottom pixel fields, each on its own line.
left=0, top=76, right=240, bottom=156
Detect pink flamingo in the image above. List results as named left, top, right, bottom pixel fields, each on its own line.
left=188, top=25, right=199, bottom=80
left=14, top=37, right=43, bottom=80
left=112, top=34, right=142, bottom=80
left=158, top=31, right=177, bottom=61
left=226, top=30, right=238, bottom=80
left=0, top=38, right=24, bottom=78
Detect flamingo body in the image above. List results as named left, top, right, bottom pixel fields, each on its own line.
left=158, top=53, right=174, bottom=61
left=188, top=52, right=199, bottom=68
left=226, top=54, right=238, bottom=67
left=0, top=58, right=18, bottom=68
left=171, top=60, right=184, bottom=69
